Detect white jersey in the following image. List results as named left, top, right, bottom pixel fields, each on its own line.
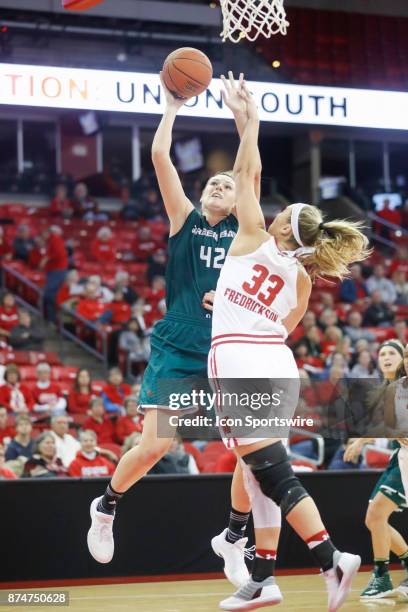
left=212, top=236, right=299, bottom=341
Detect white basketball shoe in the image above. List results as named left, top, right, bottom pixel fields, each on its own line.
left=87, top=496, right=115, bottom=564
left=219, top=576, right=283, bottom=610
left=323, top=551, right=361, bottom=611
left=211, top=528, right=252, bottom=588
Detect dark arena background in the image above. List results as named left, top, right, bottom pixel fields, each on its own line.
left=0, top=1, right=408, bottom=611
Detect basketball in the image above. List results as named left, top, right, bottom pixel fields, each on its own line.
left=162, top=47, right=213, bottom=100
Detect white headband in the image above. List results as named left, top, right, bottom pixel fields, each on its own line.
left=290, top=203, right=308, bottom=247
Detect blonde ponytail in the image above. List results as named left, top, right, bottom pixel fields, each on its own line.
left=295, top=206, right=372, bottom=280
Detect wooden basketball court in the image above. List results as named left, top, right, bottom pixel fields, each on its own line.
left=3, top=571, right=408, bottom=612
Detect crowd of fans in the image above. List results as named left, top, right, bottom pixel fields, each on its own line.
left=0, top=175, right=407, bottom=480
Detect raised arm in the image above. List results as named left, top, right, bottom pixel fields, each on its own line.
left=151, top=73, right=194, bottom=236
left=232, top=82, right=265, bottom=234
left=221, top=72, right=262, bottom=201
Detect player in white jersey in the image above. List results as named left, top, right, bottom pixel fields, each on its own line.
left=209, top=81, right=370, bottom=612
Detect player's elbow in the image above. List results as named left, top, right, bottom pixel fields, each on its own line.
left=151, top=147, right=170, bottom=166
left=234, top=166, right=257, bottom=186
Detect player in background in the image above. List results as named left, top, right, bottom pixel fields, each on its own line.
left=345, top=340, right=408, bottom=600
left=87, top=71, right=276, bottom=577
left=209, top=82, right=370, bottom=611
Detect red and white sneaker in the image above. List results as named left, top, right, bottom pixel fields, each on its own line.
left=211, top=528, right=252, bottom=588
left=87, top=496, right=115, bottom=564
left=323, top=551, right=361, bottom=611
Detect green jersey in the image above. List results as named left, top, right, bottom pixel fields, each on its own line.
left=165, top=208, right=238, bottom=323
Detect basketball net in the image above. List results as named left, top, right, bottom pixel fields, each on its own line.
left=220, top=0, right=288, bottom=43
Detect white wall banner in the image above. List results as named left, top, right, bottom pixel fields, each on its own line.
left=0, top=62, right=406, bottom=130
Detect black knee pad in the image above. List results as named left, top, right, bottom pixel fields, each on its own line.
left=243, top=441, right=309, bottom=516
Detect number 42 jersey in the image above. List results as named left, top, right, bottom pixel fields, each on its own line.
left=212, top=236, right=299, bottom=341
left=165, top=209, right=238, bottom=323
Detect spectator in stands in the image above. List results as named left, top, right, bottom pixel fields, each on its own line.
left=49, top=414, right=80, bottom=468
left=118, top=318, right=151, bottom=364
left=149, top=435, right=199, bottom=474
left=88, top=275, right=113, bottom=304
left=0, top=405, right=15, bottom=445
left=115, top=271, right=138, bottom=306
left=0, top=364, right=34, bottom=413
left=131, top=297, right=149, bottom=332
left=376, top=198, right=401, bottom=241
left=31, top=362, right=67, bottom=418
left=68, top=368, right=101, bottom=415
left=76, top=281, right=107, bottom=323
left=299, top=325, right=322, bottom=358
left=9, top=309, right=45, bottom=351
left=134, top=225, right=160, bottom=261
left=145, top=276, right=166, bottom=308
left=12, top=224, right=34, bottom=262
left=147, top=248, right=167, bottom=284
left=120, top=185, right=140, bottom=221
left=389, top=245, right=408, bottom=277
left=318, top=308, right=340, bottom=332
left=141, top=187, right=165, bottom=221
left=339, top=263, right=368, bottom=304
left=115, top=395, right=143, bottom=444
left=321, top=326, right=343, bottom=359
left=290, top=309, right=317, bottom=345
left=104, top=289, right=131, bottom=325
left=101, top=367, right=131, bottom=414
left=363, top=290, right=394, bottom=327
left=0, top=444, right=17, bottom=479
left=71, top=182, right=107, bottom=221
left=82, top=397, right=115, bottom=444
left=350, top=349, right=380, bottom=379
left=392, top=269, right=408, bottom=305
left=68, top=430, right=116, bottom=478
left=23, top=432, right=66, bottom=478
left=5, top=414, right=34, bottom=461
left=394, top=319, right=408, bottom=345
left=56, top=269, right=84, bottom=311
left=366, top=264, right=397, bottom=304
left=40, top=226, right=68, bottom=322
left=90, top=227, right=117, bottom=264
left=49, top=184, right=73, bottom=218
left=343, top=311, right=376, bottom=346
left=28, top=233, right=47, bottom=269
left=0, top=226, right=12, bottom=260
left=0, top=292, right=19, bottom=343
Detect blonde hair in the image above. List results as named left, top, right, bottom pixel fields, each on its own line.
left=293, top=205, right=371, bottom=280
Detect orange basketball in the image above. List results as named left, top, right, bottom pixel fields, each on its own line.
left=162, top=48, right=213, bottom=100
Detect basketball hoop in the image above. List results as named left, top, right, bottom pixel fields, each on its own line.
left=220, top=0, right=288, bottom=43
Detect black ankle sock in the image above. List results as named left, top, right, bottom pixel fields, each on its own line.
left=374, top=559, right=389, bottom=577
left=97, top=483, right=123, bottom=515
left=252, top=550, right=276, bottom=582
left=225, top=507, right=251, bottom=544
left=310, top=540, right=337, bottom=572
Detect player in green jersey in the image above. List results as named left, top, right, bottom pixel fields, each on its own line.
left=87, top=72, right=261, bottom=568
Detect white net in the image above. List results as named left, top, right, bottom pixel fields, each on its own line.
left=220, top=0, right=289, bottom=43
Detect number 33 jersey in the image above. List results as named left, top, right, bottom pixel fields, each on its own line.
left=212, top=236, right=298, bottom=340
left=165, top=209, right=238, bottom=322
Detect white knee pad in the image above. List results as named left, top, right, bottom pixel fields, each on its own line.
left=240, top=460, right=281, bottom=529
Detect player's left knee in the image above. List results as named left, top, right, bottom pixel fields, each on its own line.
left=242, top=441, right=309, bottom=517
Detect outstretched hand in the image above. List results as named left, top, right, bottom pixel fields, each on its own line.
left=238, top=80, right=259, bottom=121
left=221, top=71, right=247, bottom=116
left=159, top=71, right=186, bottom=111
